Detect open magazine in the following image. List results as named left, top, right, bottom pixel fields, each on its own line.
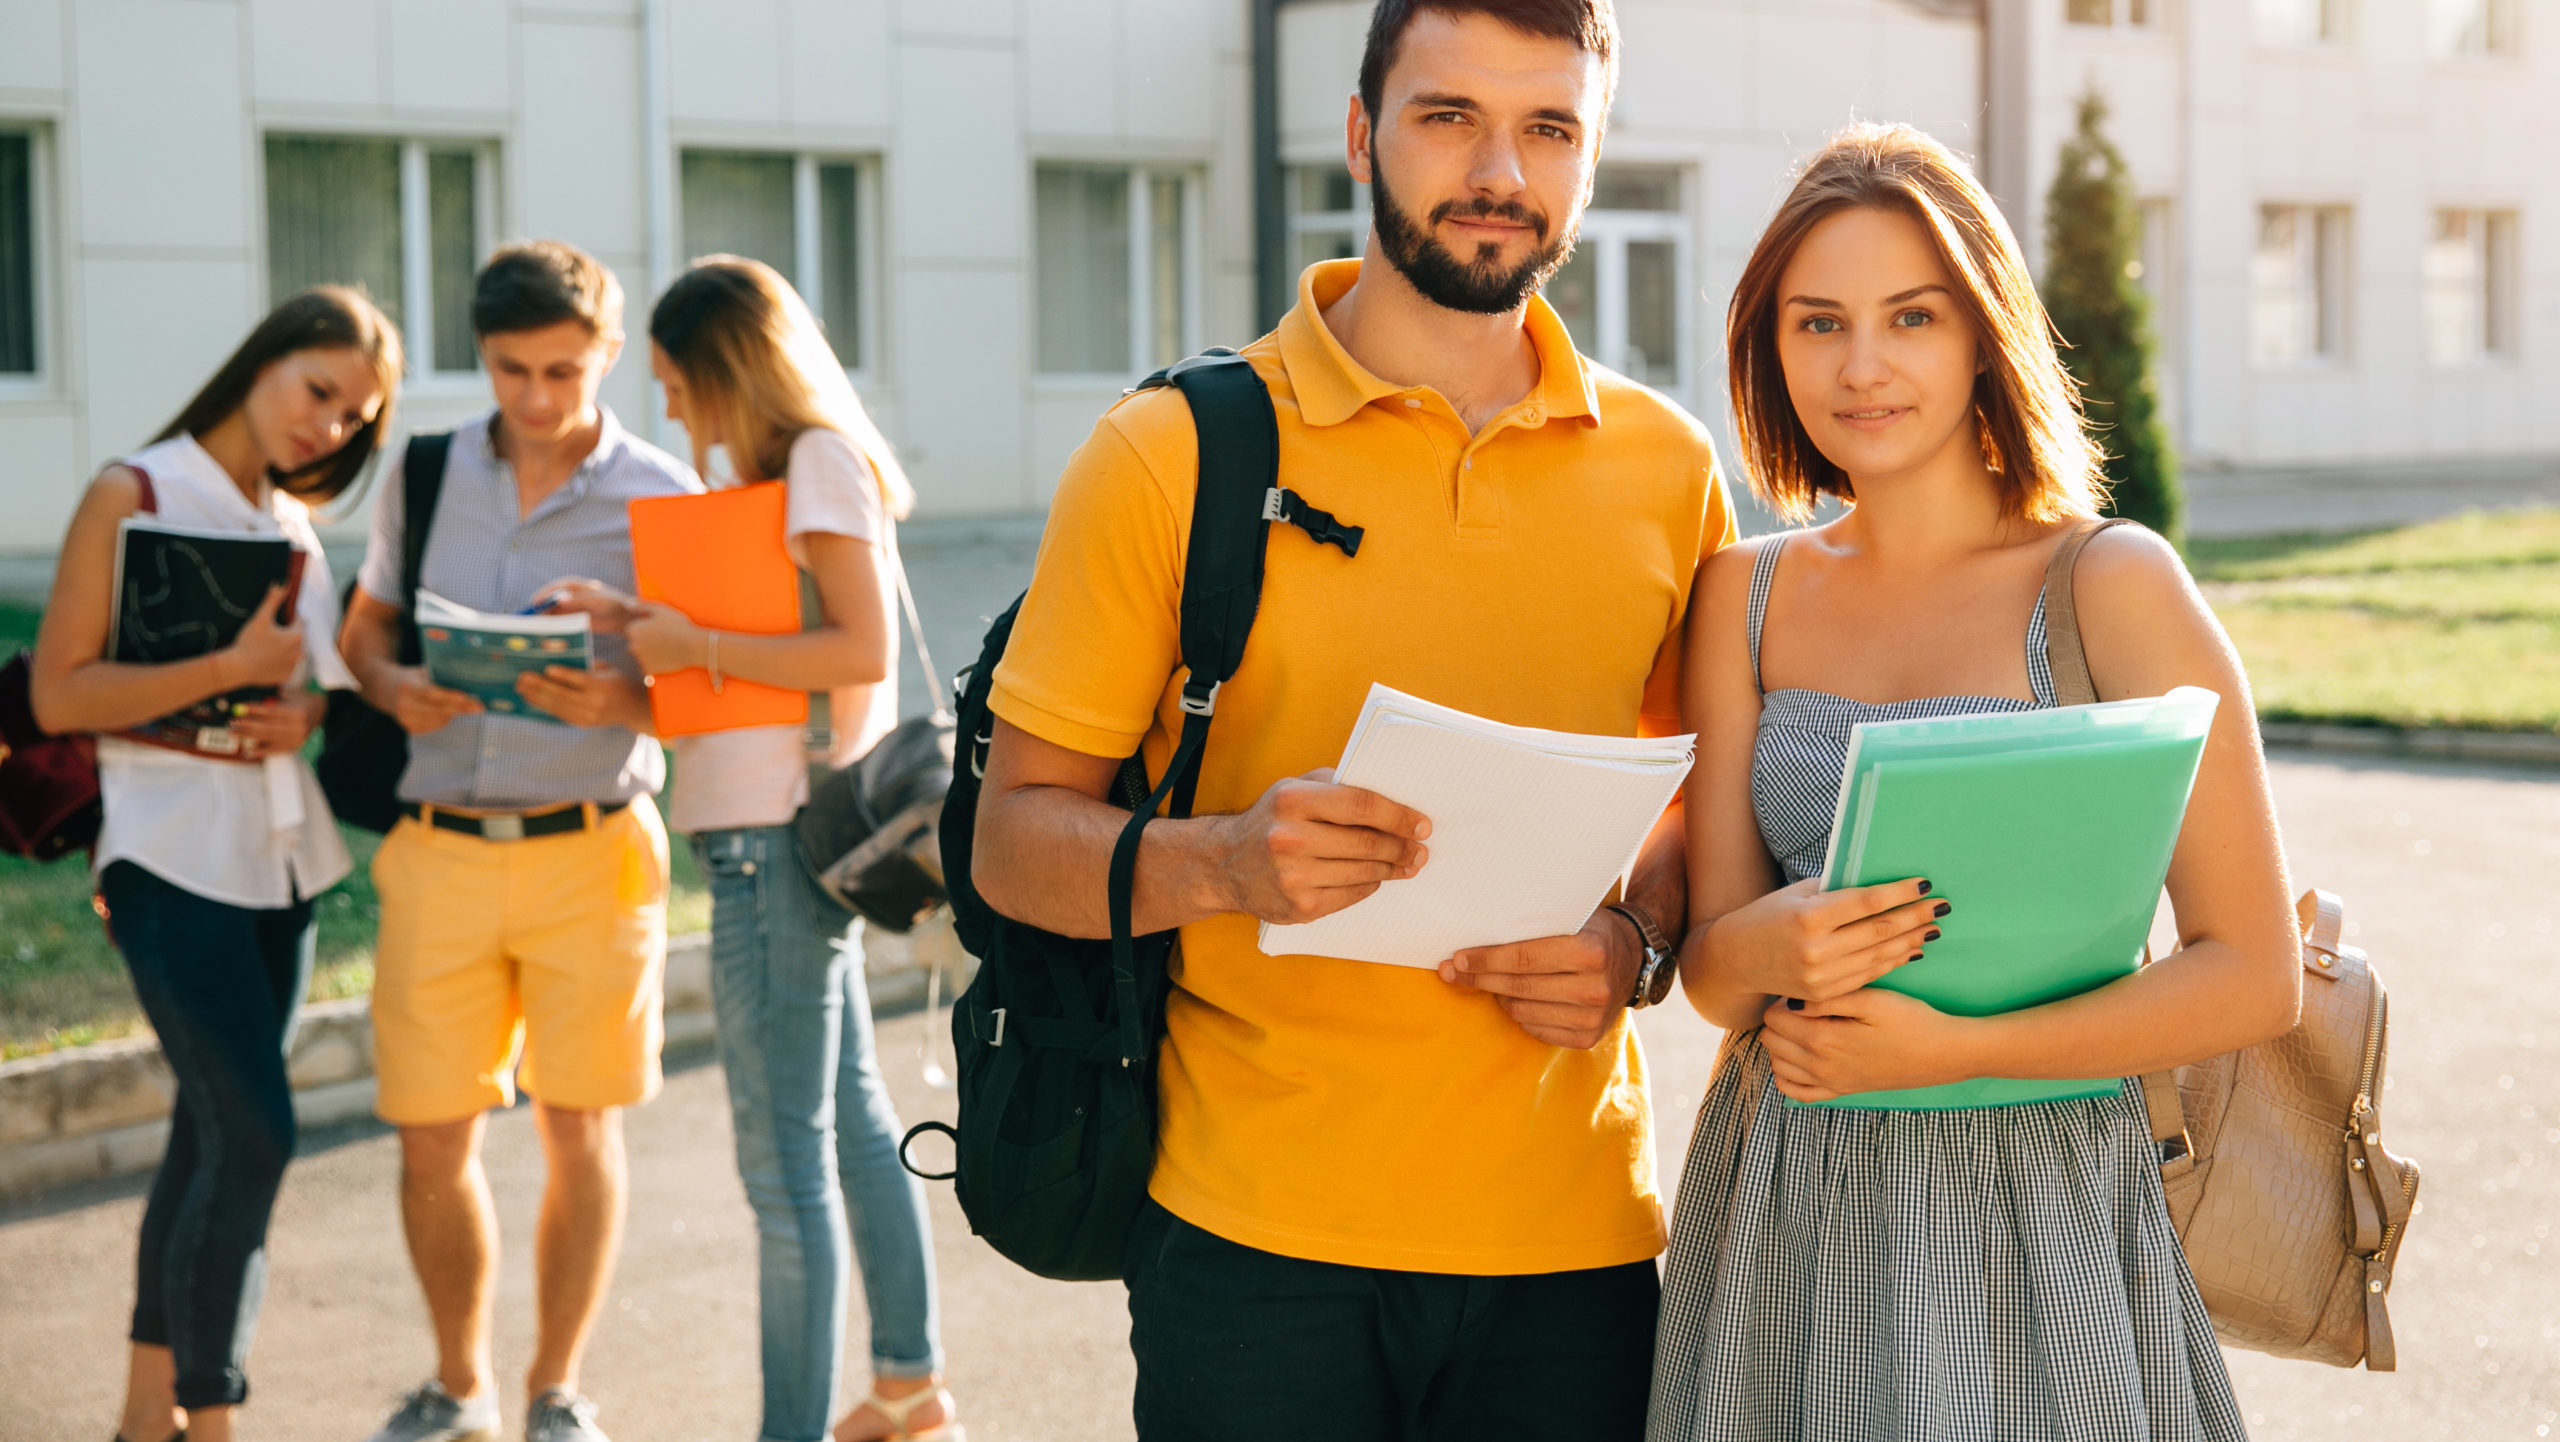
left=414, top=590, right=593, bottom=724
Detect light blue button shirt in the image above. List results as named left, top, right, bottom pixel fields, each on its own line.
left=356, top=407, right=702, bottom=809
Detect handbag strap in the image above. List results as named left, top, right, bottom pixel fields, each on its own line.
left=888, top=547, right=946, bottom=718
left=2038, top=516, right=2194, bottom=1164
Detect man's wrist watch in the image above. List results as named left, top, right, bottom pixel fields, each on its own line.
left=1606, top=902, right=1677, bottom=1010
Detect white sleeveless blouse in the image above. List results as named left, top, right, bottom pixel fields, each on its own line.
left=91, top=434, right=358, bottom=909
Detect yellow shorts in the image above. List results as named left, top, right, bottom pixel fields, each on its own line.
left=368, top=797, right=670, bottom=1125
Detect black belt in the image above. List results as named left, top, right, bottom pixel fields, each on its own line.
left=403, top=799, right=629, bottom=841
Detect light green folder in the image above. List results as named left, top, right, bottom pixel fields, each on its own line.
left=1800, top=686, right=2221, bottom=1110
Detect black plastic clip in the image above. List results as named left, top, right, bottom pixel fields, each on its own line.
left=1263, top=487, right=1363, bottom=558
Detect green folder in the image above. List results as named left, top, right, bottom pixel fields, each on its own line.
left=1799, top=687, right=2220, bottom=1111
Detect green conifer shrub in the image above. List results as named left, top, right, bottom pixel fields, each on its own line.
left=2042, top=90, right=2183, bottom=548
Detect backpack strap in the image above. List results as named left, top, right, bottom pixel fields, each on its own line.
left=2042, top=515, right=2195, bottom=1166
left=1099, top=350, right=1350, bottom=1066
left=395, top=433, right=454, bottom=666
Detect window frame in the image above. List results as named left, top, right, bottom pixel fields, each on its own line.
left=2427, top=0, right=2521, bottom=58
left=2251, top=0, right=2356, bottom=49
left=1542, top=164, right=1695, bottom=400
left=2250, top=202, right=2353, bottom=369
left=1287, top=164, right=1370, bottom=276
left=0, top=117, right=58, bottom=398
left=2423, top=207, right=2520, bottom=368
left=675, top=146, right=883, bottom=384
left=2065, top=0, right=2161, bottom=33
left=1031, top=161, right=1207, bottom=384
left=259, top=130, right=500, bottom=383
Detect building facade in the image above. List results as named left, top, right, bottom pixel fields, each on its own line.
left=0, top=0, right=2550, bottom=553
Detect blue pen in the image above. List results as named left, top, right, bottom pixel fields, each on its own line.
left=516, top=596, right=561, bottom=616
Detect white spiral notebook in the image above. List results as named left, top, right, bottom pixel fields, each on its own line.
left=1257, top=684, right=1695, bottom=968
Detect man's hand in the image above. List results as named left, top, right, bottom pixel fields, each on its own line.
left=1202, top=768, right=1430, bottom=925
left=385, top=664, right=482, bottom=736
left=533, top=577, right=639, bottom=635
left=1438, top=910, right=1641, bottom=1049
left=516, top=665, right=650, bottom=730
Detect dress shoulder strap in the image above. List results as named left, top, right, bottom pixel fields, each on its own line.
left=1745, top=535, right=1786, bottom=694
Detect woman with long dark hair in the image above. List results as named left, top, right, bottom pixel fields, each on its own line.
left=1648, top=125, right=2297, bottom=1439
left=30, top=286, right=402, bottom=1442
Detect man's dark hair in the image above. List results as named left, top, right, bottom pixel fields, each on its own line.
left=471, top=239, right=625, bottom=340
left=1356, top=0, right=1618, bottom=124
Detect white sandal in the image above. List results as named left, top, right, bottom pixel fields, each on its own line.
left=842, top=1387, right=963, bottom=1442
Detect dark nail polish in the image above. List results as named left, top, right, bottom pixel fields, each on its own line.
left=1933, top=901, right=1951, bottom=918
left=1925, top=928, right=1942, bottom=942
left=1917, top=879, right=1932, bottom=895
left=1785, top=997, right=1805, bottom=1011
left=1908, top=952, right=1924, bottom=963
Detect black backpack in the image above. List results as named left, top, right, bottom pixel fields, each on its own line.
left=316, top=432, right=450, bottom=833
left=900, top=350, right=1361, bottom=1282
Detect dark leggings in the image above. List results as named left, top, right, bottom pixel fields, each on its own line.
left=101, top=860, right=315, bottom=1409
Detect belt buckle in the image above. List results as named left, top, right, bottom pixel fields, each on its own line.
left=481, top=813, right=526, bottom=842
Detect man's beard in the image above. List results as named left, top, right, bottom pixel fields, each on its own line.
left=1369, top=148, right=1575, bottom=316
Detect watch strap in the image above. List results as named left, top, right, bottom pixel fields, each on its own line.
left=1605, top=902, right=1675, bottom=1008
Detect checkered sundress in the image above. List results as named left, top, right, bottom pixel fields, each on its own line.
left=1646, top=539, right=2247, bottom=1442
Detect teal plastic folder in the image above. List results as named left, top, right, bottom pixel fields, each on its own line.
left=1800, top=687, right=2220, bottom=1111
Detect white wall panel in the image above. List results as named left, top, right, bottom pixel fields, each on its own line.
left=73, top=0, right=247, bottom=249
left=79, top=257, right=253, bottom=475
left=672, top=0, right=783, bottom=125
left=895, top=0, right=1016, bottom=45
left=517, top=19, right=644, bottom=255
left=898, top=268, right=1028, bottom=513
left=786, top=0, right=894, bottom=130
left=248, top=0, right=381, bottom=109
left=1124, top=0, right=1218, bottom=140
left=1027, top=0, right=1120, bottom=137
left=1613, top=2, right=1751, bottom=135
left=0, top=414, right=82, bottom=550
left=388, top=0, right=512, bottom=113
left=0, top=0, right=67, bottom=93
left=892, top=44, right=1021, bottom=265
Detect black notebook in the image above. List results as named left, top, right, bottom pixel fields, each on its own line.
left=109, top=518, right=308, bottom=759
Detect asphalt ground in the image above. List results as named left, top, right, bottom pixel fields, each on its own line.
left=4, top=742, right=2555, bottom=1436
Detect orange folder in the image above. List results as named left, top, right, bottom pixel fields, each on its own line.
left=628, top=482, right=809, bottom=739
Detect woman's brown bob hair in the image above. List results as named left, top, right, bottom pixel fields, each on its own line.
left=649, top=256, right=914, bottom=518
left=1727, top=122, right=2105, bottom=525
left=154, top=285, right=404, bottom=506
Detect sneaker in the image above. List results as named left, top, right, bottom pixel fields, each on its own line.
left=360, top=1381, right=499, bottom=1442
left=525, top=1390, right=610, bottom=1442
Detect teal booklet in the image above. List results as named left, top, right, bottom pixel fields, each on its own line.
left=415, top=590, right=593, bottom=724
left=1801, top=687, right=2220, bottom=1111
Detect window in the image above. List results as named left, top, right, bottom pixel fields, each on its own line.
left=265, top=135, right=491, bottom=376
left=1289, top=165, right=1369, bottom=275
left=0, top=126, right=39, bottom=378
left=1034, top=163, right=1200, bottom=377
left=2255, top=0, right=2353, bottom=46
left=678, top=149, right=871, bottom=370
left=1542, top=166, right=1687, bottom=391
left=2067, top=0, right=2153, bottom=29
left=2424, top=210, right=2517, bottom=364
left=2429, top=0, right=2518, bottom=55
left=2251, top=205, right=2351, bottom=365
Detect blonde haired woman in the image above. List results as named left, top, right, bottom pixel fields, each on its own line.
left=553, top=256, right=955, bottom=1442
left=1648, top=125, right=2296, bottom=1439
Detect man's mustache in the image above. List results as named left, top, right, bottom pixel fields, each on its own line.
left=1427, top=197, right=1549, bottom=243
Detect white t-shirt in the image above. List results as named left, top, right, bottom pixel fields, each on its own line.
left=92, top=434, right=358, bottom=908
left=665, top=427, right=902, bottom=835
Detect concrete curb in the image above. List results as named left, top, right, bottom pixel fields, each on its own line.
left=0, top=917, right=974, bottom=1203
left=2262, top=721, right=2560, bottom=768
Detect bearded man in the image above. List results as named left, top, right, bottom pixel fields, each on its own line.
left=971, top=3, right=1737, bottom=1437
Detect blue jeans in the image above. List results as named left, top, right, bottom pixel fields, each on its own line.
left=693, top=826, right=942, bottom=1442
left=100, top=860, right=315, bottom=1409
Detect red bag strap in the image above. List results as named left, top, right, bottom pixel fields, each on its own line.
left=128, top=463, right=157, bottom=515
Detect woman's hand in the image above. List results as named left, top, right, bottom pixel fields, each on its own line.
left=624, top=601, right=706, bottom=678
left=227, top=691, right=325, bottom=759
left=218, top=585, right=307, bottom=691
left=535, top=577, right=640, bottom=635
left=1696, top=876, right=1947, bottom=1005
left=1758, top=988, right=1984, bottom=1102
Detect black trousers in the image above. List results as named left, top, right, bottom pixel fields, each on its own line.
left=1125, top=1198, right=1659, bottom=1442
left=102, top=861, right=314, bottom=1409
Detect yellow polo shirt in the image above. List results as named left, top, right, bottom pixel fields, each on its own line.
left=989, top=259, right=1736, bottom=1275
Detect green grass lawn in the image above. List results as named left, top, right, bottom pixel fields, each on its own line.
left=2189, top=508, right=2560, bottom=736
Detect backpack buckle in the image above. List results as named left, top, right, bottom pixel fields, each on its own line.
left=982, top=1006, right=1007, bottom=1047
left=1180, top=680, right=1219, bottom=717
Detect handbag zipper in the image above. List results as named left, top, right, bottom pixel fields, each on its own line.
left=2347, top=979, right=2406, bottom=1269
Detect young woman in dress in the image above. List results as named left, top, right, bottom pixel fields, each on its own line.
left=30, top=287, right=400, bottom=1442
left=552, top=256, right=957, bottom=1442
left=1648, top=124, right=2300, bottom=1440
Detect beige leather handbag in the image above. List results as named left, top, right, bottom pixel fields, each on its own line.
left=2043, top=518, right=2421, bottom=1371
